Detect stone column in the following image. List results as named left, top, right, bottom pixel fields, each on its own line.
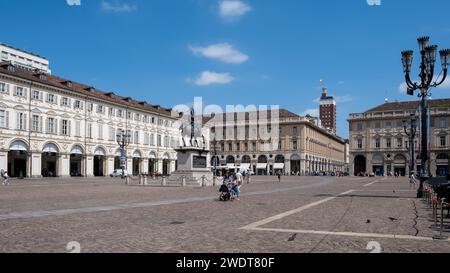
left=60, top=153, right=70, bottom=178
left=86, top=155, right=94, bottom=177
left=107, top=156, right=115, bottom=176
left=0, top=151, right=7, bottom=173
left=31, top=152, right=42, bottom=178
left=143, top=159, right=149, bottom=175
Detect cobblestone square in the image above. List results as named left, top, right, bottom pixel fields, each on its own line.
left=0, top=176, right=449, bottom=253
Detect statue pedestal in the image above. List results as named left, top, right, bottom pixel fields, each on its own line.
left=166, top=147, right=214, bottom=187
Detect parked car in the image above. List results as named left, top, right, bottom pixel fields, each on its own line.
left=110, top=169, right=128, bottom=177
left=369, top=172, right=375, bottom=177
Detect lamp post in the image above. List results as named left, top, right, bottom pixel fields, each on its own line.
left=211, top=131, right=218, bottom=177
left=401, top=37, right=450, bottom=197
left=116, top=129, right=131, bottom=179
left=403, top=114, right=417, bottom=177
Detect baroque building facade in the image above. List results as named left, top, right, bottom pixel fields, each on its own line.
left=0, top=62, right=181, bottom=178
left=205, top=109, right=346, bottom=176
left=348, top=99, right=450, bottom=177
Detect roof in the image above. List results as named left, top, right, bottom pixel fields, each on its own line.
left=366, top=99, right=450, bottom=113
left=0, top=43, right=48, bottom=61
left=0, top=62, right=174, bottom=118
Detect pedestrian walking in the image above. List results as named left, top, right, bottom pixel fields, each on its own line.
left=1, top=170, right=9, bottom=186
left=410, top=173, right=417, bottom=189
left=277, top=172, right=281, bottom=183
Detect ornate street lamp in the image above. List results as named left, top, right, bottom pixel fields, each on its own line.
left=403, top=114, right=417, bottom=176
left=116, top=129, right=131, bottom=179
left=401, top=37, right=450, bottom=197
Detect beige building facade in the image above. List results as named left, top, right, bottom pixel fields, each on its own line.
left=205, top=110, right=346, bottom=176
left=348, top=99, right=450, bottom=177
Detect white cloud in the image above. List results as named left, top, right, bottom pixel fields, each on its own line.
left=101, top=1, right=137, bottom=13
left=300, top=108, right=319, bottom=117
left=187, top=71, right=235, bottom=86
left=189, top=43, right=249, bottom=65
left=219, top=0, right=252, bottom=18
left=399, top=77, right=450, bottom=94
left=67, top=0, right=81, bottom=6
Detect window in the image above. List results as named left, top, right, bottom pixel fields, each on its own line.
left=440, top=136, right=447, bottom=147
left=32, top=115, right=42, bottom=132
left=109, top=127, right=115, bottom=141
left=357, top=139, right=363, bottom=149
left=228, top=143, right=233, bottom=151
left=293, top=140, right=298, bottom=150
left=150, top=133, right=155, bottom=146
left=278, top=140, right=282, bottom=150
left=157, top=135, right=162, bottom=147
left=293, top=127, right=298, bottom=135
left=87, top=123, right=93, bottom=139
left=397, top=138, right=403, bottom=148
left=127, top=112, right=132, bottom=120
left=61, top=97, right=70, bottom=107
left=117, top=109, right=123, bottom=118
left=386, top=121, right=392, bottom=128
left=439, top=118, right=447, bottom=129
left=245, top=142, right=249, bottom=151
left=252, top=142, right=256, bottom=151
left=109, top=108, right=114, bottom=117
left=151, top=117, right=155, bottom=124
left=386, top=138, right=391, bottom=148
left=74, top=100, right=83, bottom=110
left=134, top=131, right=139, bottom=144
left=61, top=120, right=70, bottom=136
left=14, top=86, right=25, bottom=97
left=47, top=117, right=57, bottom=134
left=0, top=110, right=9, bottom=128
left=164, top=136, right=169, bottom=147
left=88, top=103, right=94, bottom=112
left=0, top=82, right=9, bottom=94
left=236, top=143, right=240, bottom=151
left=357, top=123, right=363, bottom=131
left=32, top=90, right=42, bottom=101
left=374, top=122, right=381, bottom=129
left=143, top=116, right=148, bottom=123
left=46, top=93, right=57, bottom=104
left=144, top=133, right=150, bottom=145
left=75, top=121, right=81, bottom=137
left=97, top=105, right=104, bottom=114
left=98, top=124, right=103, bottom=139
left=135, top=114, right=140, bottom=122
left=375, top=139, right=380, bottom=148
left=16, top=113, right=27, bottom=130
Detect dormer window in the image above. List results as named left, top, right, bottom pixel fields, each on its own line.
left=123, top=97, right=132, bottom=102
left=85, top=86, right=95, bottom=92
left=62, top=81, right=73, bottom=88
left=35, top=73, right=47, bottom=81
left=105, top=92, right=114, bottom=97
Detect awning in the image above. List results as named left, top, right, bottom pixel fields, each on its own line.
left=71, top=146, right=83, bottom=155
left=240, top=164, right=251, bottom=170
left=227, top=164, right=237, bottom=169
left=256, top=163, right=268, bottom=169
left=133, top=151, right=141, bottom=158
left=43, top=144, right=58, bottom=153
left=10, top=140, right=28, bottom=151
left=148, top=153, right=156, bottom=159
left=273, top=163, right=285, bottom=169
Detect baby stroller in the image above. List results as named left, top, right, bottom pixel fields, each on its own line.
left=219, top=182, right=237, bottom=201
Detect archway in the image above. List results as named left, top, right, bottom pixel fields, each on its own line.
left=132, top=150, right=142, bottom=176
left=114, top=149, right=121, bottom=170
left=148, top=152, right=157, bottom=175
left=274, top=155, right=285, bottom=174
left=436, top=153, right=449, bottom=177
left=257, top=155, right=268, bottom=175
left=371, top=154, right=384, bottom=176
left=70, top=145, right=84, bottom=177
left=291, top=154, right=301, bottom=175
left=162, top=154, right=170, bottom=176
left=42, top=143, right=59, bottom=177
left=394, top=154, right=407, bottom=176
left=94, top=147, right=106, bottom=177
left=354, top=155, right=366, bottom=176
left=8, top=140, right=28, bottom=178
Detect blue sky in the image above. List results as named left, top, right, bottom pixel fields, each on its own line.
left=1, top=0, right=450, bottom=138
